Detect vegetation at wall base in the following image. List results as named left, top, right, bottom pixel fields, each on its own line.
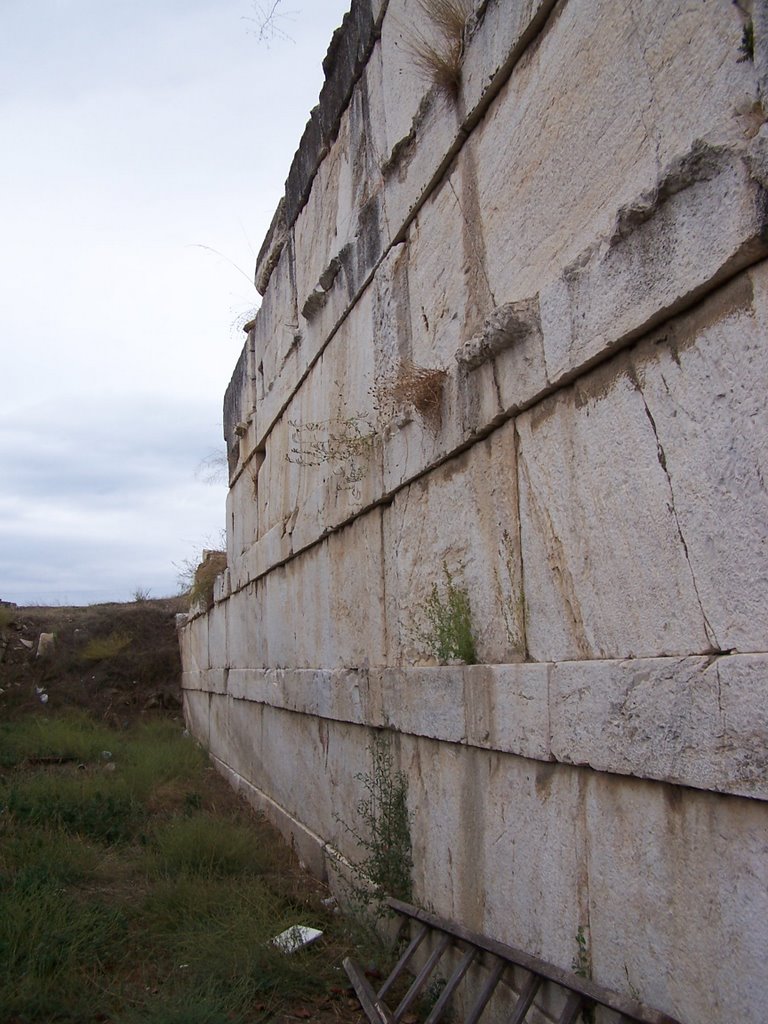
left=339, top=733, right=414, bottom=920
left=0, top=712, right=362, bottom=1024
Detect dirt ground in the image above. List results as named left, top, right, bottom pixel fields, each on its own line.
left=0, top=597, right=187, bottom=724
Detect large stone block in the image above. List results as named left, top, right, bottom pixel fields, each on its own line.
left=404, top=738, right=587, bottom=969
left=256, top=511, right=386, bottom=669
left=540, top=145, right=768, bottom=386
left=383, top=422, right=524, bottom=665
left=468, top=0, right=757, bottom=316
left=517, top=354, right=713, bottom=662
left=632, top=266, right=768, bottom=654
left=584, top=773, right=768, bottom=1022
left=551, top=654, right=768, bottom=800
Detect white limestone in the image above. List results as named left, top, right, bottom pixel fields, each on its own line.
left=180, top=3, right=768, bottom=1020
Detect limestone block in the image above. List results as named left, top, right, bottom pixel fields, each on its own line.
left=540, top=146, right=768, bottom=386
left=251, top=236, right=301, bottom=446
left=460, top=0, right=556, bottom=119
left=223, top=661, right=550, bottom=763
left=377, top=85, right=464, bottom=249
left=183, top=689, right=210, bottom=748
left=260, top=511, right=386, bottom=669
left=383, top=423, right=524, bottom=665
left=463, top=663, right=551, bottom=762
left=235, top=525, right=292, bottom=594
left=223, top=340, right=254, bottom=479
left=293, top=109, right=356, bottom=325
left=378, top=0, right=434, bottom=164
left=377, top=664, right=551, bottom=761
left=177, top=617, right=206, bottom=676
left=213, top=697, right=372, bottom=863
left=455, top=296, right=549, bottom=437
left=551, top=654, right=768, bottom=800
left=206, top=601, right=228, bottom=670
left=632, top=267, right=768, bottom=653
left=179, top=615, right=209, bottom=674
left=226, top=477, right=258, bottom=582
left=381, top=666, right=466, bottom=740
left=254, top=198, right=287, bottom=297
left=517, top=358, right=712, bottom=662
left=404, top=738, right=587, bottom=969
left=468, top=0, right=757, bottom=317
left=226, top=582, right=266, bottom=671
left=289, top=290, right=384, bottom=550
left=584, top=774, right=768, bottom=1023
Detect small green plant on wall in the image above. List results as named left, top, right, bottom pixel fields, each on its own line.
left=340, top=734, right=413, bottom=918
left=573, top=925, right=595, bottom=1024
left=416, top=563, right=477, bottom=664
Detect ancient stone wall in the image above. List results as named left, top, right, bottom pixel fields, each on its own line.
left=180, top=2, right=768, bottom=1020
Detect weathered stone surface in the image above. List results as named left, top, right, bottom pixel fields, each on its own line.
left=180, top=4, right=768, bottom=1021
left=207, top=601, right=228, bottom=670
left=633, top=265, right=768, bottom=654
left=383, top=422, right=523, bottom=666
left=539, top=145, right=768, bottom=386
left=584, top=773, right=768, bottom=1022
left=517, top=366, right=712, bottom=662
left=551, top=654, right=768, bottom=799
left=182, top=688, right=210, bottom=747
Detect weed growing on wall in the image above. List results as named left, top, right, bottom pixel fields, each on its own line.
left=573, top=926, right=595, bottom=1024
left=287, top=416, right=377, bottom=468
left=340, top=734, right=413, bottom=917
left=416, top=564, right=476, bottom=664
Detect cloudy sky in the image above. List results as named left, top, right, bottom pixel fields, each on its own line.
left=1, top=0, right=351, bottom=605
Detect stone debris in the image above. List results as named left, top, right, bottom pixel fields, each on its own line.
left=36, top=632, right=55, bottom=657
left=271, top=925, right=323, bottom=954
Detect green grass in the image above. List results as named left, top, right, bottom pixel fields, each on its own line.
left=0, top=710, right=122, bottom=767
left=0, top=713, right=353, bottom=1024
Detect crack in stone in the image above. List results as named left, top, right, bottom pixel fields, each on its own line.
left=633, top=375, right=722, bottom=652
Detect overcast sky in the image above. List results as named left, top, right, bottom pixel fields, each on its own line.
left=1, top=0, right=351, bottom=605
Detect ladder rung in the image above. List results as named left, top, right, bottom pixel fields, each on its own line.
left=424, top=945, right=478, bottom=1024
left=557, top=990, right=585, bottom=1024
left=393, top=932, right=452, bottom=1021
left=508, top=972, right=542, bottom=1024
left=345, top=956, right=396, bottom=1024
left=378, top=922, right=430, bottom=999
left=464, top=957, right=507, bottom=1024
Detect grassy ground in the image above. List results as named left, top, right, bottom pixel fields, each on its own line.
left=0, top=711, right=369, bottom=1024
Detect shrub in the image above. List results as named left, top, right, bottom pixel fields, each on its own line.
left=418, top=564, right=476, bottom=664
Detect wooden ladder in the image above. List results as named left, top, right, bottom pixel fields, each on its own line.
left=344, top=898, right=683, bottom=1024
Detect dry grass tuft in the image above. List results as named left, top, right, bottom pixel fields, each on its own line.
left=420, top=0, right=471, bottom=41
left=406, top=0, right=472, bottom=96
left=372, top=361, right=448, bottom=420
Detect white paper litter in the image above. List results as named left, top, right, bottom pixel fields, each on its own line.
left=271, top=925, right=323, bottom=953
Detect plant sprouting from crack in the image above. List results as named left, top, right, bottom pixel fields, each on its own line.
left=370, top=361, right=447, bottom=425
left=573, top=926, right=595, bottom=1024
left=287, top=416, right=377, bottom=468
left=414, top=563, right=476, bottom=664
left=405, top=0, right=473, bottom=96
left=338, top=735, right=413, bottom=918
